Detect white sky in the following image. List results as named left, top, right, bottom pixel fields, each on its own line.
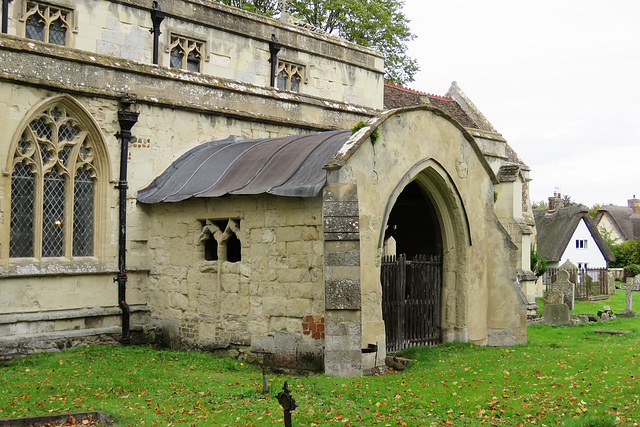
left=402, top=0, right=640, bottom=207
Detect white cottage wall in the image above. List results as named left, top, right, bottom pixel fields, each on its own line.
left=559, top=219, right=608, bottom=269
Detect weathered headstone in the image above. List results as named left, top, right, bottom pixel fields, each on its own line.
left=544, top=304, right=571, bottom=325
left=604, top=272, right=616, bottom=295
left=550, top=269, right=575, bottom=310
left=618, top=283, right=637, bottom=317
left=543, top=269, right=573, bottom=325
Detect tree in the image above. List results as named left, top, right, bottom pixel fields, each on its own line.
left=531, top=200, right=548, bottom=210
left=588, top=203, right=602, bottom=218
left=561, top=194, right=576, bottom=207
left=609, top=237, right=640, bottom=268
left=530, top=245, right=547, bottom=277
left=216, top=0, right=419, bottom=84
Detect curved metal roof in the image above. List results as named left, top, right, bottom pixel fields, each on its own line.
left=137, top=129, right=351, bottom=203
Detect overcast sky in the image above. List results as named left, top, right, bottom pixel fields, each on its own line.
left=402, top=0, right=640, bottom=207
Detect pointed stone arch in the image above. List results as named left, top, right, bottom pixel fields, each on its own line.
left=379, top=158, right=472, bottom=346
left=3, top=94, right=111, bottom=261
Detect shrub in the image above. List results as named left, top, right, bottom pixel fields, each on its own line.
left=531, top=244, right=547, bottom=277
left=624, top=264, right=640, bottom=278
left=351, top=120, right=379, bottom=145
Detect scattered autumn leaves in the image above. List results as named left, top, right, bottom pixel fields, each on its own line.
left=1, top=319, right=639, bottom=426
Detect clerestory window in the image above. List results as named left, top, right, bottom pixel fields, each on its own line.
left=23, top=1, right=72, bottom=46
left=9, top=103, right=100, bottom=259
left=169, top=35, right=204, bottom=73
left=276, top=60, right=304, bottom=92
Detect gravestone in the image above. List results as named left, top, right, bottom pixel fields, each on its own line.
left=618, top=283, right=637, bottom=317
left=551, top=269, right=575, bottom=310
left=543, top=269, right=574, bottom=325
left=604, top=272, right=616, bottom=295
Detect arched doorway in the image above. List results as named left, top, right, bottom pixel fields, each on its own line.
left=381, top=181, right=443, bottom=352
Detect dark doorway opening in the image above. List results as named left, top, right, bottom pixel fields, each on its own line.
left=381, top=181, right=443, bottom=353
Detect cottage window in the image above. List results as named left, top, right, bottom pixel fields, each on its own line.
left=200, top=219, right=241, bottom=262
left=24, top=1, right=71, bottom=46
left=9, top=103, right=100, bottom=259
left=276, top=60, right=304, bottom=92
left=576, top=239, right=587, bottom=249
left=169, top=36, right=203, bottom=73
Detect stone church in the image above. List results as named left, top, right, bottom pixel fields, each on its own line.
left=0, top=0, right=535, bottom=376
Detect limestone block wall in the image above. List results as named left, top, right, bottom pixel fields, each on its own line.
left=322, top=183, right=363, bottom=376
left=3, top=0, right=384, bottom=109
left=0, top=45, right=367, bottom=359
left=330, top=107, right=527, bottom=358
left=143, top=195, right=326, bottom=371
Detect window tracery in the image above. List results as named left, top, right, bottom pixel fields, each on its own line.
left=276, top=60, right=304, bottom=92
left=9, top=104, right=98, bottom=259
left=24, top=1, right=72, bottom=46
left=169, top=36, right=204, bottom=73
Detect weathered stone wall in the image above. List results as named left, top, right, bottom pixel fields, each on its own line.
left=322, top=183, right=363, bottom=376
left=143, top=195, right=326, bottom=371
left=3, top=0, right=384, bottom=108
left=329, top=107, right=527, bottom=367
left=0, top=0, right=377, bottom=358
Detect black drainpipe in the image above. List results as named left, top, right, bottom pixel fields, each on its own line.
left=114, top=95, right=139, bottom=345
left=269, top=34, right=282, bottom=87
left=2, top=0, right=13, bottom=34
left=149, top=1, right=165, bottom=65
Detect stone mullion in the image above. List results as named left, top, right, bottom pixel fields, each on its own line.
left=66, top=134, right=87, bottom=259
left=32, top=147, right=44, bottom=260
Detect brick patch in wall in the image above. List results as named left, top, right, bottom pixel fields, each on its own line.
left=302, top=315, right=325, bottom=340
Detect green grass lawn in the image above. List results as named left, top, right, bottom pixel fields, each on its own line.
left=1, top=297, right=639, bottom=426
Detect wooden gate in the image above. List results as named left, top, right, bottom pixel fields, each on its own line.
left=381, top=254, right=443, bottom=353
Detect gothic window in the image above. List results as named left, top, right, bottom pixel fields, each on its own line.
left=24, top=1, right=71, bottom=46
left=169, top=36, right=203, bottom=72
left=276, top=60, right=304, bottom=92
left=199, top=219, right=241, bottom=263
left=9, top=104, right=99, bottom=259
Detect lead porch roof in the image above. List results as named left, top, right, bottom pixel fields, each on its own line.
left=137, top=129, right=351, bottom=203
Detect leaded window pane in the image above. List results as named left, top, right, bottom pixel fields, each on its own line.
left=42, top=168, right=66, bottom=257
left=277, top=71, right=286, bottom=90
left=58, top=121, right=79, bottom=142
left=291, top=74, right=301, bottom=92
left=25, top=14, right=45, bottom=41
left=187, top=50, right=200, bottom=72
left=49, top=18, right=66, bottom=45
left=170, top=48, right=183, bottom=69
left=30, top=117, right=52, bottom=140
left=60, top=145, right=73, bottom=166
left=73, top=168, right=94, bottom=257
left=10, top=163, right=35, bottom=258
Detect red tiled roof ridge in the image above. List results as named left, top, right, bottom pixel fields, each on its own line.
left=426, top=93, right=454, bottom=101
left=384, top=81, right=425, bottom=94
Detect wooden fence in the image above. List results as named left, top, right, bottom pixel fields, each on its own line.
left=542, top=267, right=609, bottom=300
